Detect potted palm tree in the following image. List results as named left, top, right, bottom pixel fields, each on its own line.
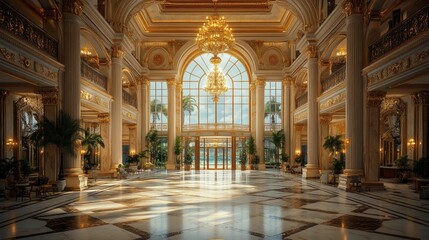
left=183, top=141, right=193, bottom=171
left=272, top=129, right=285, bottom=169
left=31, top=110, right=82, bottom=191
left=174, top=136, right=183, bottom=170
left=322, top=135, right=344, bottom=184
left=238, top=147, right=247, bottom=170
left=246, top=136, right=257, bottom=170
left=81, top=129, right=105, bottom=174
left=396, top=155, right=411, bottom=183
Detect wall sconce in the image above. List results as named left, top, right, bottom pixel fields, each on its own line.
left=407, top=138, right=416, bottom=149
left=336, top=47, right=346, bottom=56
left=80, top=47, right=92, bottom=57
left=80, top=149, right=87, bottom=155
left=344, top=138, right=350, bottom=148
left=295, top=149, right=301, bottom=156
left=6, top=138, right=17, bottom=150
left=130, top=150, right=136, bottom=155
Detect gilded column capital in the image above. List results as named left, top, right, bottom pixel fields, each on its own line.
left=283, top=77, right=293, bottom=86
left=255, top=79, right=266, bottom=87
left=343, top=0, right=364, bottom=17
left=320, top=114, right=332, bottom=125
left=98, top=113, right=110, bottom=123
left=129, top=124, right=137, bottom=130
left=305, top=45, right=318, bottom=59
left=43, top=8, right=62, bottom=21
left=62, top=0, right=83, bottom=15
left=250, top=83, right=256, bottom=91
left=411, top=91, right=429, bottom=105
left=167, top=78, right=176, bottom=86
left=111, top=45, right=124, bottom=59
left=367, top=91, right=386, bottom=107
left=38, top=88, right=58, bottom=105
left=176, top=83, right=183, bottom=91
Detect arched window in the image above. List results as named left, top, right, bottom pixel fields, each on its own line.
left=182, top=53, right=249, bottom=131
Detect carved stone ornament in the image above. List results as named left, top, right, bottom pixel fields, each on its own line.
left=283, top=77, right=293, bottom=86
left=111, top=45, right=124, bottom=59
left=43, top=8, right=62, bottom=21
left=305, top=45, right=318, bottom=59
left=62, top=0, right=83, bottom=15
left=255, top=79, right=266, bottom=87
left=381, top=97, right=406, bottom=117
left=249, top=83, right=256, bottom=91
left=343, top=0, right=363, bottom=17
left=367, top=91, right=386, bottom=108
left=38, top=88, right=58, bottom=105
left=411, top=91, right=429, bottom=105
left=320, top=115, right=332, bottom=124
left=167, top=78, right=176, bottom=86
left=98, top=113, right=110, bottom=123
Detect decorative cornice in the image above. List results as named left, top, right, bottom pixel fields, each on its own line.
left=305, top=45, right=318, bottom=59
left=38, top=88, right=58, bottom=105
left=320, top=92, right=346, bottom=111
left=367, top=91, right=386, bottom=108
left=98, top=113, right=110, bottom=123
left=62, top=0, right=83, bottom=15
left=411, top=91, right=429, bottom=105
left=111, top=45, right=124, bottom=59
left=343, top=0, right=364, bottom=17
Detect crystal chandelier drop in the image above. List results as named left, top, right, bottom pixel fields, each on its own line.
left=196, top=1, right=234, bottom=102
left=204, top=56, right=228, bottom=103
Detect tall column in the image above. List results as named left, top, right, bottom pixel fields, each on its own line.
left=110, top=44, right=124, bottom=169
left=136, top=79, right=143, bottom=153
left=282, top=77, right=292, bottom=157
left=343, top=0, right=364, bottom=176
left=290, top=84, right=297, bottom=159
left=39, top=88, right=59, bottom=181
left=167, top=78, right=177, bottom=170
left=141, top=79, right=150, bottom=163
left=0, top=90, right=7, bottom=159
left=62, top=0, right=83, bottom=175
left=255, top=78, right=265, bottom=170
left=319, top=114, right=332, bottom=171
left=365, top=91, right=385, bottom=182
left=97, top=113, right=111, bottom=173
left=412, top=92, right=429, bottom=160
left=303, top=45, right=320, bottom=178
left=250, top=83, right=256, bottom=137
left=176, top=83, right=182, bottom=136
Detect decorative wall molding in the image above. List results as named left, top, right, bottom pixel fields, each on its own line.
left=245, top=40, right=290, bottom=69
left=80, top=85, right=110, bottom=113
left=320, top=90, right=346, bottom=113
left=141, top=40, right=187, bottom=70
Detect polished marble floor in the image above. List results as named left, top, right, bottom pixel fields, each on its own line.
left=1, top=170, right=429, bottom=239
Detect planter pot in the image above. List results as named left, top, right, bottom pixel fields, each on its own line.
left=56, top=179, right=66, bottom=192
left=184, top=165, right=191, bottom=171
left=241, top=165, right=246, bottom=171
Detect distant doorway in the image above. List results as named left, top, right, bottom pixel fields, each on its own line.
left=200, top=137, right=232, bottom=170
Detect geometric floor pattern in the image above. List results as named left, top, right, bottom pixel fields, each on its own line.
left=1, top=170, right=429, bottom=239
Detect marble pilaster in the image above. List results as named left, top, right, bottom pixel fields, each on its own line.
left=303, top=46, right=319, bottom=178
left=282, top=78, right=292, bottom=157
left=38, top=88, right=59, bottom=182
left=167, top=79, right=177, bottom=170
left=136, top=79, right=143, bottom=153
left=110, top=44, right=124, bottom=170
left=411, top=92, right=429, bottom=160
left=141, top=79, right=150, bottom=164
left=97, top=113, right=111, bottom=173
left=255, top=78, right=266, bottom=170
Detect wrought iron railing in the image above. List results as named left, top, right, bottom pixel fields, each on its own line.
left=321, top=65, right=346, bottom=93
left=295, top=92, right=308, bottom=108
left=122, top=90, right=137, bottom=108
left=81, top=61, right=107, bottom=90
left=368, top=5, right=429, bottom=63
left=0, top=1, right=58, bottom=58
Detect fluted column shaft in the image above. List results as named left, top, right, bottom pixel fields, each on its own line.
left=167, top=79, right=177, bottom=170
left=303, top=48, right=320, bottom=178
left=136, top=81, right=143, bottom=153
left=344, top=5, right=364, bottom=175
left=110, top=45, right=124, bottom=169
left=141, top=80, right=150, bottom=162
left=255, top=79, right=265, bottom=170
left=62, top=1, right=83, bottom=173
left=282, top=79, right=292, bottom=157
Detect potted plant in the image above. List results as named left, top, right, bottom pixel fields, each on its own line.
left=251, top=155, right=260, bottom=170
left=30, top=110, right=83, bottom=191
left=174, top=136, right=183, bottom=170
left=145, top=128, right=159, bottom=164
left=281, top=153, right=290, bottom=172
left=272, top=129, right=285, bottom=165
left=183, top=142, right=194, bottom=171
left=246, top=136, right=257, bottom=169
left=323, top=135, right=344, bottom=183
left=238, top=147, right=247, bottom=170
left=396, top=155, right=411, bottom=183
left=81, top=129, right=105, bottom=174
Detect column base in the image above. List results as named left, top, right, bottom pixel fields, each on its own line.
left=258, top=163, right=266, bottom=170
left=343, top=168, right=363, bottom=176
left=319, top=169, right=331, bottom=184
left=338, top=172, right=364, bottom=192
left=65, top=174, right=88, bottom=191
left=166, top=163, right=176, bottom=170
left=302, top=165, right=319, bottom=178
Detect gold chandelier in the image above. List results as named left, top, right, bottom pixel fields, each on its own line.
left=196, top=2, right=234, bottom=103
left=204, top=56, right=228, bottom=103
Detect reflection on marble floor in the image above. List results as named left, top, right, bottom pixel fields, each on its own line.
left=1, top=170, right=429, bottom=239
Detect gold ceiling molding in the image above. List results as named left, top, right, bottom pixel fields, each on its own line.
left=141, top=40, right=187, bottom=70
left=160, top=0, right=274, bottom=12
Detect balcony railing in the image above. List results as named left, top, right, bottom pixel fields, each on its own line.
left=122, top=90, right=137, bottom=108
left=321, top=65, right=346, bottom=93
left=369, top=5, right=429, bottom=63
left=0, top=1, right=58, bottom=58
left=295, top=92, right=308, bottom=108
left=81, top=61, right=107, bottom=90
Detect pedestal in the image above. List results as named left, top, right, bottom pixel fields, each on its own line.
left=302, top=164, right=319, bottom=178
left=65, top=174, right=88, bottom=191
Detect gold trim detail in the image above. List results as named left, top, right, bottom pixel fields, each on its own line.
left=111, top=45, right=124, bottom=59
left=367, top=91, right=386, bottom=108
left=97, top=113, right=110, bottom=123
left=305, top=45, right=318, bottom=59
left=320, top=92, right=346, bottom=110
left=62, top=0, right=83, bottom=15
left=38, top=88, right=58, bottom=105
left=343, top=0, right=363, bottom=17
